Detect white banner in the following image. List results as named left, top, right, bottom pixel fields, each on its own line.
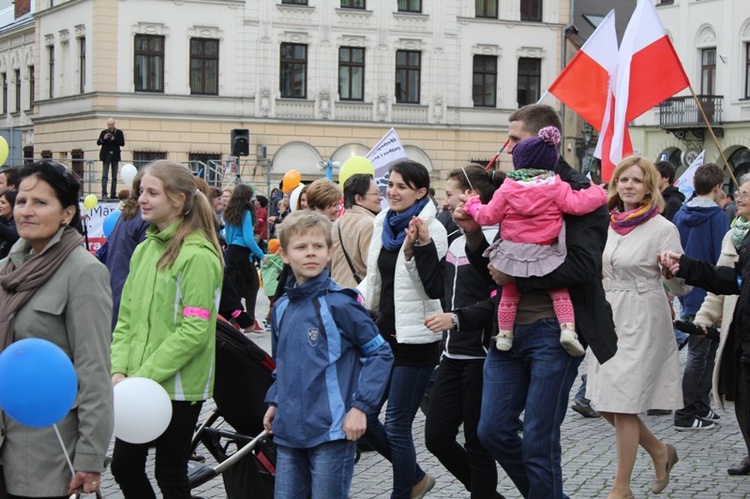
left=366, top=128, right=409, bottom=209
left=673, top=150, right=705, bottom=200
left=82, top=201, right=120, bottom=253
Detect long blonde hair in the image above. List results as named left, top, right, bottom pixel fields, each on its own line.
left=142, top=160, right=223, bottom=269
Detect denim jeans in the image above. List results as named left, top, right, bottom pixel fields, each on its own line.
left=274, top=440, right=356, bottom=499
left=364, top=364, right=434, bottom=499
left=477, top=318, right=581, bottom=499
left=675, top=334, right=719, bottom=423
left=425, top=358, right=498, bottom=497
left=574, top=374, right=588, bottom=401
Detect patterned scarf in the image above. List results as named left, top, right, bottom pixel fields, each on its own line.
left=609, top=202, right=660, bottom=235
left=506, top=168, right=553, bottom=182
left=381, top=197, right=429, bottom=251
left=731, top=216, right=750, bottom=249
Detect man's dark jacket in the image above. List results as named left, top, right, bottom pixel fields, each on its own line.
left=462, top=159, right=618, bottom=365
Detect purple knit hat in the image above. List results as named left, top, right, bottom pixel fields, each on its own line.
left=512, top=126, right=561, bottom=171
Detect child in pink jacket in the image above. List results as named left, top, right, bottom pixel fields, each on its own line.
left=464, top=126, right=606, bottom=356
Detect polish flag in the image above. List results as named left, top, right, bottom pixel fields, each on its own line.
left=548, top=10, right=617, bottom=131
left=597, top=0, right=690, bottom=181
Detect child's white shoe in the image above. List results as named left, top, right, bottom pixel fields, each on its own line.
left=495, top=331, right=513, bottom=351
left=560, top=323, right=585, bottom=357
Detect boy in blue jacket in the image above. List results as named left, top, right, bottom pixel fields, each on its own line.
left=263, top=210, right=393, bottom=498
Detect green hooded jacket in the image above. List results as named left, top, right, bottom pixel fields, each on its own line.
left=111, top=221, right=222, bottom=401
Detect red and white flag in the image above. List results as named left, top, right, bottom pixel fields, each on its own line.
left=548, top=10, right=617, bottom=131
left=597, top=0, right=690, bottom=181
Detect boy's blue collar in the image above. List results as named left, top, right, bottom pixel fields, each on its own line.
left=286, top=268, right=332, bottom=299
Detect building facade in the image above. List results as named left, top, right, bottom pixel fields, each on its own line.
left=0, top=0, right=569, bottom=193
left=631, top=0, right=750, bottom=186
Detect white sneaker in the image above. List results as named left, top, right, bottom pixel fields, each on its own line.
left=495, top=332, right=513, bottom=351
left=560, top=324, right=585, bottom=357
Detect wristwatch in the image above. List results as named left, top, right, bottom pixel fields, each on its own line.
left=451, top=313, right=460, bottom=330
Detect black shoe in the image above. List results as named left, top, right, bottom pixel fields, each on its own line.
left=700, top=408, right=721, bottom=422
left=674, top=416, right=716, bottom=431
left=647, top=409, right=672, bottom=416
left=571, top=398, right=600, bottom=418
left=728, top=456, right=750, bottom=476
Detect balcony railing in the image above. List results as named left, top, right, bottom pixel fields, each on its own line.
left=659, top=95, right=722, bottom=127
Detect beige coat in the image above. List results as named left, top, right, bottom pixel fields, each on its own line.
left=0, top=229, right=113, bottom=496
left=588, top=216, right=691, bottom=413
left=693, top=231, right=738, bottom=409
left=331, top=205, right=376, bottom=288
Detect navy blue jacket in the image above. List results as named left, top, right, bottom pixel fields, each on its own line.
left=673, top=199, right=729, bottom=315
left=265, top=269, right=393, bottom=448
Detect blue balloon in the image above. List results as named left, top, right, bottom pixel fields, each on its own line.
left=0, top=338, right=78, bottom=427
left=102, top=210, right=121, bottom=238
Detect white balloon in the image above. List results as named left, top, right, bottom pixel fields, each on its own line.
left=121, top=163, right=138, bottom=189
left=288, top=184, right=304, bottom=212
left=113, top=377, right=172, bottom=444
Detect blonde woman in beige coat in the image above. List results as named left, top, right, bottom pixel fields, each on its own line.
left=693, top=174, right=750, bottom=475
left=587, top=156, right=690, bottom=499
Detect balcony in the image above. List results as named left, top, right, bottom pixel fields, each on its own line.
left=659, top=95, right=723, bottom=127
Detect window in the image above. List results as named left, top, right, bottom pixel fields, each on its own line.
left=521, top=0, right=542, bottom=22
left=476, top=0, right=498, bottom=18
left=190, top=38, right=219, bottom=95
left=339, top=47, right=365, bottom=101
left=341, top=0, right=365, bottom=8
left=133, top=150, right=167, bottom=168
left=473, top=55, right=497, bottom=107
left=14, top=69, right=20, bottom=112
left=398, top=0, right=421, bottom=13
left=134, top=34, right=164, bottom=92
left=1, top=73, right=6, bottom=114
left=47, top=45, right=54, bottom=98
left=79, top=37, right=85, bottom=93
left=281, top=0, right=307, bottom=4
left=517, top=57, right=541, bottom=106
left=395, top=50, right=421, bottom=103
left=701, top=47, right=716, bottom=95
left=280, top=43, right=307, bottom=98
left=28, top=65, right=34, bottom=109
left=746, top=43, right=750, bottom=99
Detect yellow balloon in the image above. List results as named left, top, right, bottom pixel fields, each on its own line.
left=83, top=194, right=99, bottom=211
left=0, top=136, right=8, bottom=168
left=339, top=156, right=375, bottom=188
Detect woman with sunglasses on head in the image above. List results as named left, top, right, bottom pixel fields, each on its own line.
left=0, top=162, right=113, bottom=498
left=109, top=160, right=223, bottom=499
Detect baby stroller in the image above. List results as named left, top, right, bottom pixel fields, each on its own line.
left=188, top=318, right=277, bottom=499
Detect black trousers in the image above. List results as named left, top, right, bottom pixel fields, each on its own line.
left=424, top=357, right=499, bottom=498
left=101, top=155, right=118, bottom=198
left=225, top=245, right=259, bottom=323
left=111, top=400, right=203, bottom=499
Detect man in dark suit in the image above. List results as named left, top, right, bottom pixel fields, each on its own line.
left=97, top=118, right=125, bottom=199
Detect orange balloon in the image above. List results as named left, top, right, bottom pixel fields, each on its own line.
left=282, top=169, right=301, bottom=193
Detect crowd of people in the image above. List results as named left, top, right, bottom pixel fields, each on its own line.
left=0, top=102, right=748, bottom=499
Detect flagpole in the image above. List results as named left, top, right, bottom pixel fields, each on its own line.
left=687, top=84, right=738, bottom=188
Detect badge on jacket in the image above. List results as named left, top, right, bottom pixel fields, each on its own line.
left=308, top=328, right=319, bottom=347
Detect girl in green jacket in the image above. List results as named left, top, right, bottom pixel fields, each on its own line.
left=110, top=160, right=223, bottom=499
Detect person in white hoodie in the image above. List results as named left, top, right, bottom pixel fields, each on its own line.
left=362, top=160, right=447, bottom=499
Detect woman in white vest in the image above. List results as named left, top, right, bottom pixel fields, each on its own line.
left=363, top=160, right=448, bottom=499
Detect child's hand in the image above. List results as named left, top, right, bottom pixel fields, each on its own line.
left=424, top=312, right=453, bottom=333
left=263, top=406, right=276, bottom=434
left=343, top=407, right=367, bottom=441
